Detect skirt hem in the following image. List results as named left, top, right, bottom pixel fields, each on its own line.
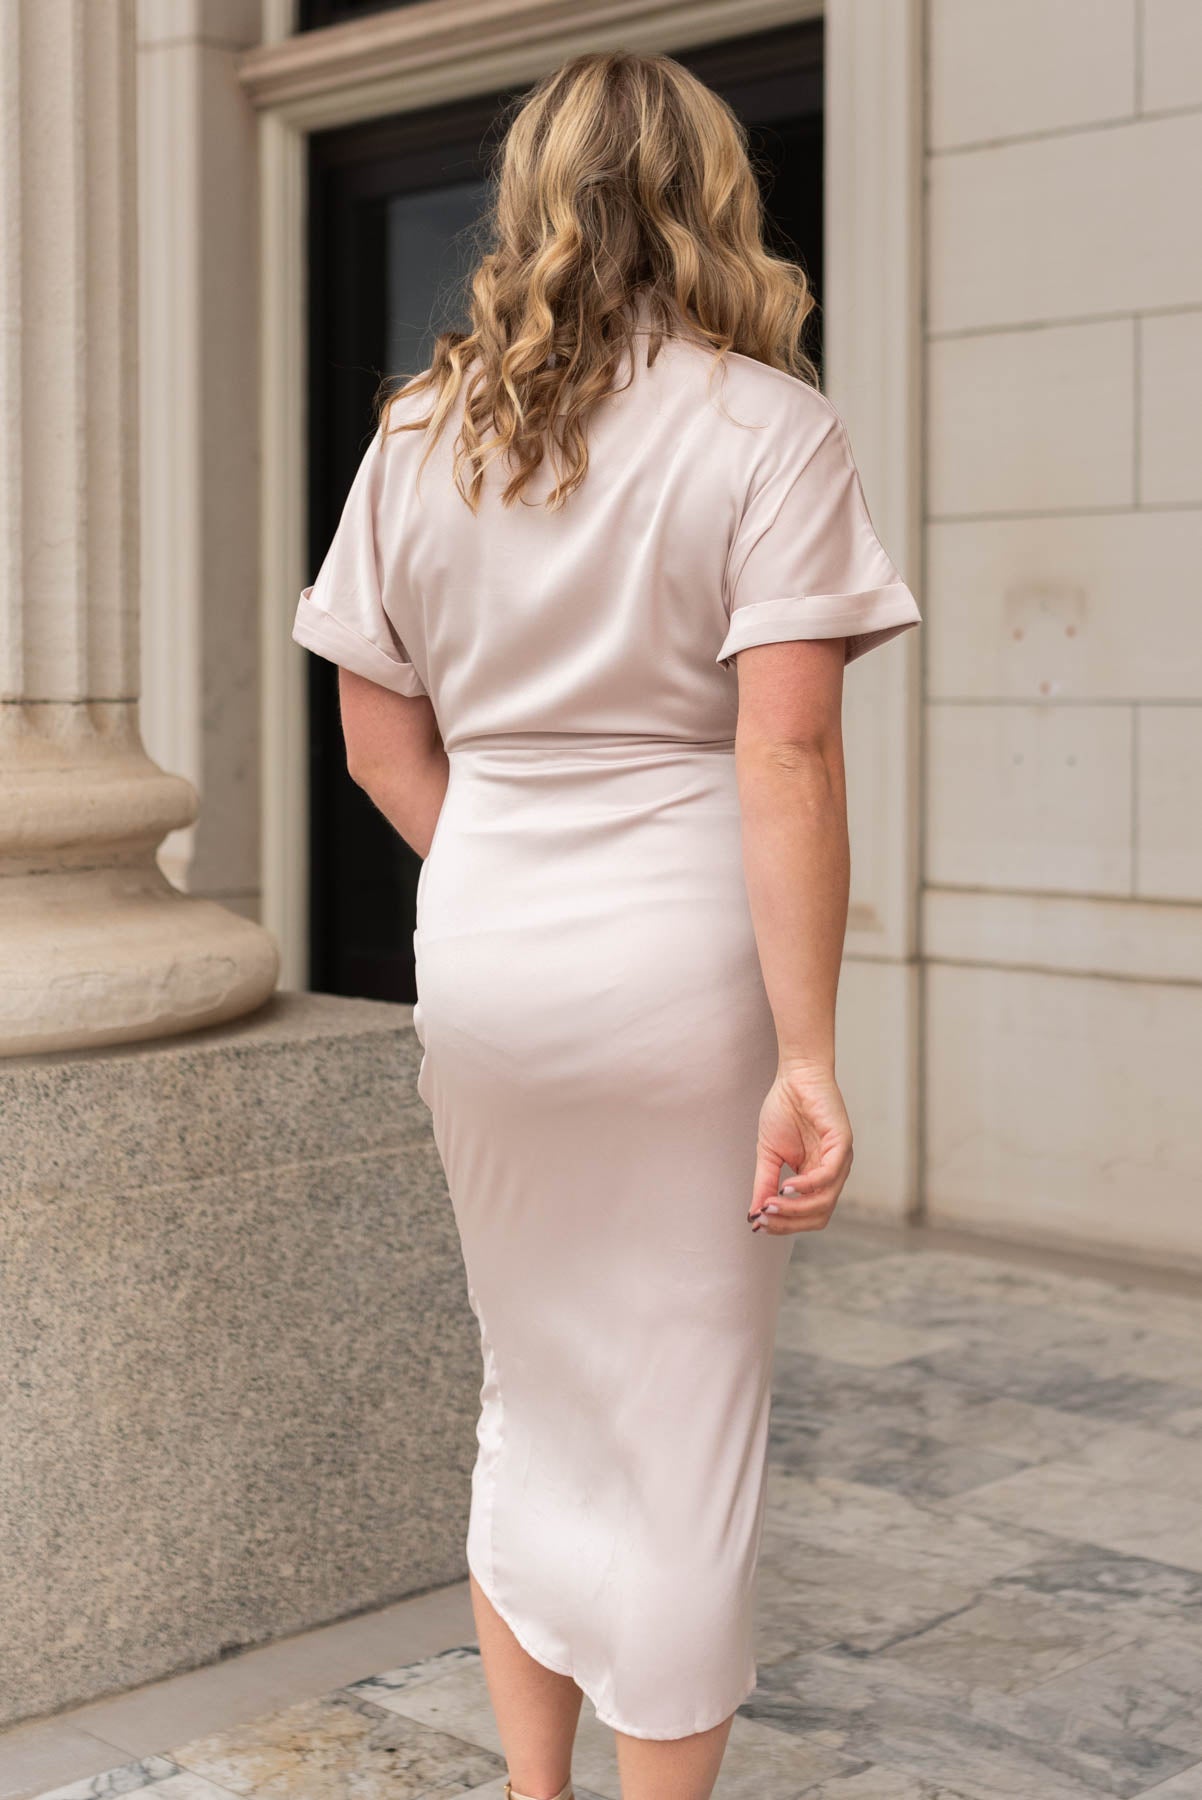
left=465, top=1549, right=757, bottom=1742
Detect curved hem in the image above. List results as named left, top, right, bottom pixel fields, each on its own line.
left=465, top=1550, right=757, bottom=1743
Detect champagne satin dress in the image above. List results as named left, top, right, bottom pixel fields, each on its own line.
left=292, top=326, right=920, bottom=1740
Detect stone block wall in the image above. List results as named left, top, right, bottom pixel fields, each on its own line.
left=921, top=0, right=1202, bottom=1264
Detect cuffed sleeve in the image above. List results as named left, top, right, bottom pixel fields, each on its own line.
left=292, top=586, right=427, bottom=696
left=291, top=427, right=429, bottom=697
left=717, top=408, right=921, bottom=670
left=716, top=582, right=921, bottom=667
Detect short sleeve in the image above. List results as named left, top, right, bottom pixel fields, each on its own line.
left=716, top=410, right=921, bottom=669
left=291, top=427, right=428, bottom=697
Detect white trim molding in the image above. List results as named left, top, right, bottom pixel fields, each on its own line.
left=822, top=0, right=925, bottom=1215
left=258, top=107, right=309, bottom=986
left=239, top=0, right=821, bottom=126
left=824, top=0, right=924, bottom=965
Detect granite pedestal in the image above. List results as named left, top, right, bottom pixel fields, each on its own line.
left=0, top=993, right=478, bottom=1729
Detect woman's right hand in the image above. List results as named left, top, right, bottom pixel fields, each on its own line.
left=748, top=1064, right=854, bottom=1235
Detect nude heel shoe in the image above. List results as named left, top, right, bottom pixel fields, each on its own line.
left=503, top=1782, right=573, bottom=1800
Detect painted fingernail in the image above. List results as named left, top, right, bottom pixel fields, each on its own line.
left=762, top=1203, right=780, bottom=1215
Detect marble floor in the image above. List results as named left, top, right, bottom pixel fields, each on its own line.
left=7, top=1226, right=1202, bottom=1800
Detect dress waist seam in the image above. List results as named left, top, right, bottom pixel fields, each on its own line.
left=446, top=733, right=737, bottom=759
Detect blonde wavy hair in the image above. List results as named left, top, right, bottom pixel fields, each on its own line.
left=378, top=50, right=818, bottom=511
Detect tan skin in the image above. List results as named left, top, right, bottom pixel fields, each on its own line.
left=338, top=634, right=853, bottom=1800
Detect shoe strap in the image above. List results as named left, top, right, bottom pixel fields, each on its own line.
left=504, top=1782, right=573, bottom=1800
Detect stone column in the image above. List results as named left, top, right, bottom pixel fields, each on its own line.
left=0, top=0, right=278, bottom=1054
left=137, top=0, right=266, bottom=913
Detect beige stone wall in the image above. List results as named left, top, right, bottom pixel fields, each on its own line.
left=922, top=0, right=1202, bottom=1265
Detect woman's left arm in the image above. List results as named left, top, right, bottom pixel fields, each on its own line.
left=338, top=668, right=447, bottom=859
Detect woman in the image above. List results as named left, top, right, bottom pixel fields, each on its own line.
left=292, top=50, right=920, bottom=1800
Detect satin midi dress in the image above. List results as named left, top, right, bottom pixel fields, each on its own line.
left=292, top=329, right=921, bottom=1740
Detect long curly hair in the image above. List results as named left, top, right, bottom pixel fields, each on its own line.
left=378, top=50, right=819, bottom=511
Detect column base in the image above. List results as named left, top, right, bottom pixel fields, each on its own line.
left=0, top=703, right=280, bottom=1054
left=0, top=861, right=280, bottom=1053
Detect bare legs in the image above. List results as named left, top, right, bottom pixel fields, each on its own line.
left=469, top=1572, right=735, bottom=1800
left=615, top=1715, right=735, bottom=1799
left=470, top=1572, right=581, bottom=1798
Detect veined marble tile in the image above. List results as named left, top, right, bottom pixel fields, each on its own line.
left=773, top=1302, right=959, bottom=1369
left=762, top=1471, right=1048, bottom=1584
left=1059, top=1424, right=1202, bottom=1500
left=886, top=1636, right=1202, bottom=1781
left=771, top=1347, right=899, bottom=1412
left=1166, top=1402, right=1202, bottom=1442
left=1032, top=1283, right=1202, bottom=1347
left=356, top=1660, right=617, bottom=1798
left=753, top=1538, right=979, bottom=1660
left=1127, top=1764, right=1202, bottom=1795
left=771, top=1348, right=1102, bottom=1464
left=168, top=1690, right=504, bottom=1798
left=768, top=1353, right=985, bottom=1450
left=784, top=1251, right=1117, bottom=1325
left=936, top=1462, right=1202, bottom=1574
left=791, top=1232, right=898, bottom=1268
left=835, top=1256, right=1202, bottom=1352
left=910, top=1341, right=1202, bottom=1429
left=870, top=1590, right=1138, bottom=1695
left=1018, top=1628, right=1202, bottom=1755
left=1085, top=1324, right=1202, bottom=1390
left=867, top=1298, right=1084, bottom=1349
left=345, top=1646, right=482, bottom=1708
left=375, top=1668, right=856, bottom=1800
left=817, top=1425, right=1029, bottom=1503
left=767, top=1353, right=883, bottom=1464
left=816, top=1291, right=1196, bottom=1386
left=785, top=1772, right=973, bottom=1800
left=752, top=1588, right=850, bottom=1666
left=905, top=1300, right=1162, bottom=1361
left=796, top=1359, right=1103, bottom=1468
left=888, top=1390, right=1104, bottom=1466
left=1002, top=1316, right=1202, bottom=1391
left=29, top=1775, right=239, bottom=1800
left=744, top=1647, right=1195, bottom=1800
left=989, top=1542, right=1202, bottom=1627
left=703, top=1717, right=860, bottom=1799
left=29, top=1759, right=184, bottom=1800
left=339, top=1659, right=495, bottom=1739
left=771, top=1418, right=1025, bottom=1498
left=460, top=1783, right=608, bottom=1800
left=139, top=1781, right=242, bottom=1800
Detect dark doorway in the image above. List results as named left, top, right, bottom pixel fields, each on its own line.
left=299, top=0, right=423, bottom=29
left=304, top=22, right=825, bottom=999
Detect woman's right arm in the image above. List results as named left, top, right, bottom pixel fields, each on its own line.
left=733, top=634, right=855, bottom=1235
left=339, top=667, right=448, bottom=859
